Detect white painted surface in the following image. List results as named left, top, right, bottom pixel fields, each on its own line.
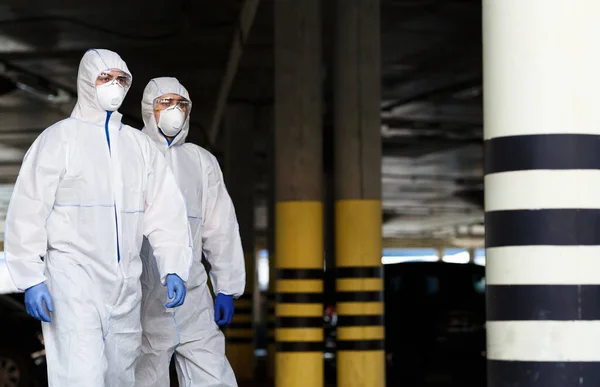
left=486, top=246, right=600, bottom=285
left=487, top=321, right=600, bottom=361
left=485, top=170, right=600, bottom=211
left=483, top=0, right=600, bottom=140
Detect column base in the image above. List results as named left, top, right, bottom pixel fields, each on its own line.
left=276, top=352, right=323, bottom=387
left=226, top=341, right=255, bottom=381
left=337, top=350, right=386, bottom=387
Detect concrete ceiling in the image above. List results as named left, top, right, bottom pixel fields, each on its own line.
left=0, top=0, right=484, bottom=242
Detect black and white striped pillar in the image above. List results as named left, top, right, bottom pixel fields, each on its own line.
left=484, top=1, right=600, bottom=386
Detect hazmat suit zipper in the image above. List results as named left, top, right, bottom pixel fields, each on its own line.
left=104, top=112, right=122, bottom=263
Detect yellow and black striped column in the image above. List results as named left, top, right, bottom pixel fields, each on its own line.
left=335, top=204, right=385, bottom=387
left=333, top=0, right=385, bottom=386
left=226, top=252, right=255, bottom=381
left=266, top=293, right=276, bottom=379
left=267, top=252, right=276, bottom=379
left=266, top=220, right=276, bottom=379
left=275, top=0, right=323, bottom=386
left=275, top=204, right=324, bottom=387
left=224, top=104, right=256, bottom=381
left=262, top=104, right=277, bottom=380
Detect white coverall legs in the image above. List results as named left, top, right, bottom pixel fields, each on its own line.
left=42, top=271, right=142, bottom=386
left=136, top=249, right=237, bottom=387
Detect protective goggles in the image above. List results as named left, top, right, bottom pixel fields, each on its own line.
left=153, top=96, right=192, bottom=115
left=97, top=71, right=132, bottom=88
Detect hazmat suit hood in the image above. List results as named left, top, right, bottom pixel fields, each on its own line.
left=71, top=48, right=132, bottom=125
left=142, top=77, right=191, bottom=151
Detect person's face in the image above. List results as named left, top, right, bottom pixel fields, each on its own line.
left=153, top=93, right=190, bottom=124
left=96, top=69, right=130, bottom=87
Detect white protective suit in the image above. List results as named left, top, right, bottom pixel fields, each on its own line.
left=4, top=50, right=193, bottom=386
left=135, top=77, right=246, bottom=387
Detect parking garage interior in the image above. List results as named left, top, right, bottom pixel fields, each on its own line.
left=0, top=0, right=516, bottom=386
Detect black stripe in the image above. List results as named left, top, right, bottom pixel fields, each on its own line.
left=228, top=322, right=253, bottom=329
left=276, top=269, right=323, bottom=280
left=237, top=294, right=253, bottom=301
left=487, top=285, right=600, bottom=321
left=336, top=291, right=383, bottom=302
left=276, top=341, right=323, bottom=352
left=226, top=337, right=253, bottom=344
left=488, top=360, right=600, bottom=387
left=484, top=134, right=600, bottom=174
left=276, top=316, right=323, bottom=328
left=336, top=266, right=383, bottom=279
left=236, top=307, right=252, bottom=314
left=337, top=315, right=384, bottom=326
left=267, top=293, right=276, bottom=300
left=267, top=322, right=275, bottom=329
left=336, top=340, right=384, bottom=351
left=485, top=209, right=600, bottom=247
left=276, top=292, right=322, bottom=303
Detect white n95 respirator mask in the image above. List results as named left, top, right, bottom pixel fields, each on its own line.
left=96, top=81, right=125, bottom=112
left=158, top=106, right=185, bottom=137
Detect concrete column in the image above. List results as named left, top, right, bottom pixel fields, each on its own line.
left=333, top=1, right=384, bottom=386
left=260, top=104, right=277, bottom=379
left=275, top=1, right=324, bottom=386
left=224, top=103, right=256, bottom=381
left=483, top=1, right=600, bottom=385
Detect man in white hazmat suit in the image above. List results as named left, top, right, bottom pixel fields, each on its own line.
left=134, top=77, right=246, bottom=386
left=4, top=50, right=193, bottom=386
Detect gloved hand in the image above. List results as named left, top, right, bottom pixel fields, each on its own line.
left=214, top=293, right=234, bottom=326
left=165, top=273, right=186, bottom=308
left=24, top=282, right=54, bottom=323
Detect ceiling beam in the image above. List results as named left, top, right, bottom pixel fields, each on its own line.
left=207, top=0, right=262, bottom=147
left=381, top=117, right=482, bottom=135
left=381, top=73, right=481, bottom=111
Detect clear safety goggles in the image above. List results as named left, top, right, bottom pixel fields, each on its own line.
left=97, top=71, right=132, bottom=88
left=153, top=96, right=192, bottom=116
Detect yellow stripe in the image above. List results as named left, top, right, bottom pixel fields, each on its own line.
left=234, top=299, right=253, bottom=308
left=276, top=201, right=323, bottom=269
left=337, top=302, right=384, bottom=315
left=227, top=343, right=255, bottom=381
left=276, top=328, right=323, bottom=342
left=338, top=352, right=386, bottom=387
left=276, top=353, right=323, bottom=387
left=232, top=314, right=252, bottom=323
left=337, top=326, right=385, bottom=341
left=276, top=303, right=323, bottom=317
left=226, top=329, right=254, bottom=338
left=335, top=200, right=382, bottom=267
left=336, top=278, right=383, bottom=292
left=277, top=279, right=323, bottom=292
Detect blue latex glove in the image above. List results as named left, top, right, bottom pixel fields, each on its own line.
left=165, top=273, right=186, bottom=308
left=214, top=293, right=234, bottom=326
left=24, top=282, right=53, bottom=323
